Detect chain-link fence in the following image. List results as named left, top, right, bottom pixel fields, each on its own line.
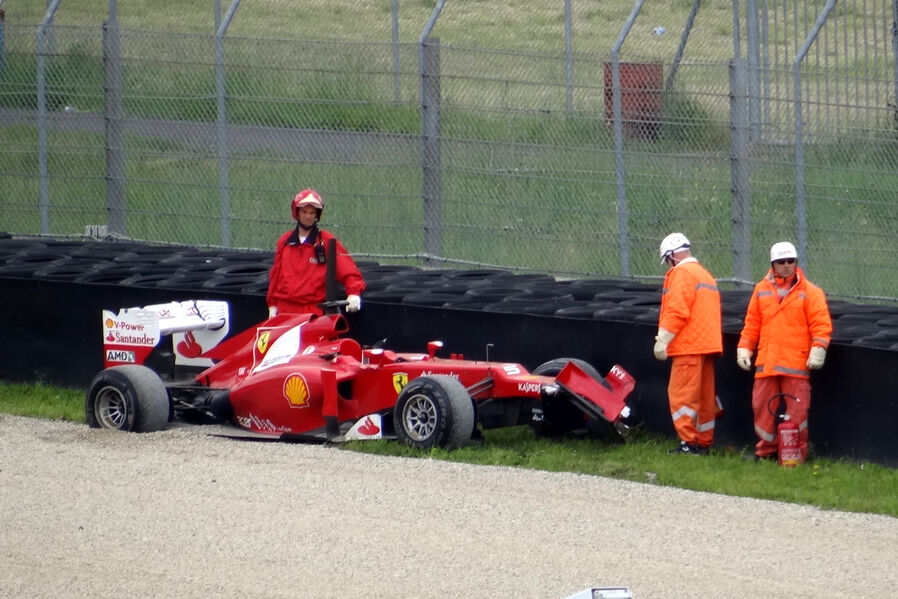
left=1, top=0, right=897, bottom=301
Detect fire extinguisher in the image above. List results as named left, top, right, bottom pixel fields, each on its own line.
left=767, top=393, right=802, bottom=467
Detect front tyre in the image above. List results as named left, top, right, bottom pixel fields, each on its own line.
left=85, top=365, right=170, bottom=432
left=393, top=375, right=474, bottom=449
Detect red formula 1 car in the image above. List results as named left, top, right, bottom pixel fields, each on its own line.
left=87, top=298, right=637, bottom=449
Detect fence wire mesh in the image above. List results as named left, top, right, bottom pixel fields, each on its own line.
left=1, top=0, right=897, bottom=301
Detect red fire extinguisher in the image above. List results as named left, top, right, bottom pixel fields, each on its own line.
left=767, top=393, right=802, bottom=467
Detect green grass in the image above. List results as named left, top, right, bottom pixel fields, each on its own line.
left=0, top=382, right=85, bottom=422
left=3, top=381, right=896, bottom=517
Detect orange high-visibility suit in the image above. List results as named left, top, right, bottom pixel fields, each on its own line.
left=659, top=258, right=723, bottom=448
left=738, top=267, right=831, bottom=460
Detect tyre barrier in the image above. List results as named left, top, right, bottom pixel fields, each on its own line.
left=462, top=286, right=532, bottom=303
left=851, top=329, right=898, bottom=349
left=486, top=273, right=557, bottom=289
left=721, top=315, right=745, bottom=333
left=875, top=316, right=898, bottom=328
left=392, top=269, right=455, bottom=284
left=75, top=266, right=141, bottom=285
left=0, top=239, right=47, bottom=258
left=215, top=249, right=274, bottom=264
left=33, top=259, right=109, bottom=282
left=154, top=273, right=219, bottom=291
left=482, top=292, right=577, bottom=314
left=5, top=250, right=73, bottom=267
left=441, top=299, right=497, bottom=312
left=200, top=275, right=266, bottom=292
left=360, top=288, right=418, bottom=303
left=241, top=278, right=270, bottom=295
left=593, top=289, right=654, bottom=303
left=593, top=305, right=653, bottom=323
left=159, top=253, right=226, bottom=269
left=553, top=304, right=605, bottom=319
left=402, top=291, right=472, bottom=308
left=442, top=269, right=509, bottom=285
left=829, top=324, right=878, bottom=343
left=633, top=307, right=661, bottom=325
left=565, top=278, right=636, bottom=299
left=619, top=295, right=661, bottom=308
left=119, top=273, right=184, bottom=288
left=212, top=263, right=272, bottom=278
left=0, top=236, right=897, bottom=347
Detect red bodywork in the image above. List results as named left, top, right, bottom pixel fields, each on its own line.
left=100, top=300, right=636, bottom=441
left=191, top=312, right=635, bottom=439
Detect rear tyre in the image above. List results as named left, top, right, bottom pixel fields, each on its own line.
left=393, top=375, right=474, bottom=449
left=531, top=357, right=610, bottom=438
left=85, top=365, right=170, bottom=432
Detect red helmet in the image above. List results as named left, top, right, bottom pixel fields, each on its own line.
left=291, top=188, right=324, bottom=221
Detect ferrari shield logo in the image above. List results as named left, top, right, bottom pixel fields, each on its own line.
left=392, top=372, right=409, bottom=394
left=256, top=330, right=271, bottom=355
left=284, top=373, right=310, bottom=408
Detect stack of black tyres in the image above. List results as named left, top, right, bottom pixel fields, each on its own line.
left=1, top=236, right=897, bottom=349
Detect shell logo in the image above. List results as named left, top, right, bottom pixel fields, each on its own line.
left=105, top=318, right=115, bottom=329
left=283, top=373, right=310, bottom=408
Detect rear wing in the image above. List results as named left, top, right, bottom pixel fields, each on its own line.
left=102, top=300, right=230, bottom=368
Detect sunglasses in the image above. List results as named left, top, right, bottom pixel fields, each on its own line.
left=773, top=258, right=796, bottom=265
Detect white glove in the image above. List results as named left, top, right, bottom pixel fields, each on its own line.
left=268, top=306, right=278, bottom=318
left=653, top=328, right=675, bottom=361
left=345, top=294, right=361, bottom=313
left=736, top=347, right=753, bottom=371
left=806, top=346, right=826, bottom=370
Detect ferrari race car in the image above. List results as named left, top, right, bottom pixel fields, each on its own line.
left=88, top=298, right=637, bottom=449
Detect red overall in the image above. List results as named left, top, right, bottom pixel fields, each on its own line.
left=266, top=227, right=365, bottom=316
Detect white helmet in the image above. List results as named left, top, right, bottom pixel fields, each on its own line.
left=659, top=232, right=690, bottom=264
left=770, top=241, right=797, bottom=262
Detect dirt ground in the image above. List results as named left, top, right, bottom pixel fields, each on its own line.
left=1, top=414, right=896, bottom=599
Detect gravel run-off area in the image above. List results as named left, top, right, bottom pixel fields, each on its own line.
left=1, top=414, right=897, bottom=599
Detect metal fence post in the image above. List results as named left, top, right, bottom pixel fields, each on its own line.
left=732, top=0, right=741, bottom=58
left=893, top=0, right=898, bottom=130
left=746, top=0, right=761, bottom=142
left=729, top=58, right=751, bottom=285
left=420, top=37, right=442, bottom=258
left=0, top=6, right=6, bottom=70
left=391, top=0, right=401, bottom=105
left=216, top=0, right=242, bottom=248
left=104, top=3, right=126, bottom=237
left=610, top=0, right=645, bottom=278
left=37, top=0, right=63, bottom=236
left=419, top=0, right=446, bottom=258
left=564, top=0, right=573, bottom=113
left=665, top=0, right=702, bottom=92
left=793, top=0, right=837, bottom=264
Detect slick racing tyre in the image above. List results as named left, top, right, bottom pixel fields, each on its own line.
left=393, top=375, right=475, bottom=449
left=530, top=358, right=612, bottom=438
left=86, top=365, right=170, bottom=433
